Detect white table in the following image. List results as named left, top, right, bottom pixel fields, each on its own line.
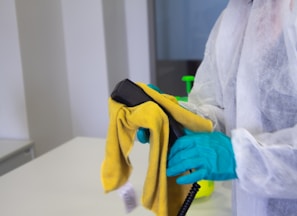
left=0, top=140, right=34, bottom=176
left=0, top=137, right=232, bottom=216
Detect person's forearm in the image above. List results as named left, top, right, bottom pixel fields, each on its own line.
left=232, top=128, right=297, bottom=199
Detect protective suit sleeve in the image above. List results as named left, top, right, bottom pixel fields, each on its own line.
left=181, top=13, right=227, bottom=133
left=232, top=127, right=297, bottom=199
left=179, top=102, right=225, bottom=132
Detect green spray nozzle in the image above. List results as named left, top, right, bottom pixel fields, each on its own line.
left=182, top=75, right=195, bottom=94
left=175, top=75, right=195, bottom=102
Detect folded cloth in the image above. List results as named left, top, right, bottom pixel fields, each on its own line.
left=101, top=83, right=213, bottom=216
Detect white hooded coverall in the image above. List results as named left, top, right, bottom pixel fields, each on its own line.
left=182, top=0, right=297, bottom=215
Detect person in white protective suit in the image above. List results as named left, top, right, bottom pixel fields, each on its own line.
left=165, top=0, right=297, bottom=215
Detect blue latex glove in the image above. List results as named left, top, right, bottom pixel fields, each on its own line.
left=137, top=127, right=150, bottom=143
left=147, top=84, right=162, bottom=93
left=166, top=131, right=237, bottom=184
left=136, top=84, right=162, bottom=144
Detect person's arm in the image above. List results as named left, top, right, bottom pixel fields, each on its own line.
left=232, top=126, right=297, bottom=199
left=179, top=14, right=225, bottom=132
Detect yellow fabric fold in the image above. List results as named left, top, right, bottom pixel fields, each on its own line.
left=101, top=82, right=213, bottom=216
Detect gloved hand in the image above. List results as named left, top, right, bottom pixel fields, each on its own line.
left=166, top=131, right=237, bottom=184
left=136, top=84, right=162, bottom=144
left=137, top=127, right=150, bottom=143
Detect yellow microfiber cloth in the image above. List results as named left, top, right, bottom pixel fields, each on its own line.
left=101, top=83, right=213, bottom=216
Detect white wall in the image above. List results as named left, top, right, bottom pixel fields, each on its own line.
left=0, top=0, right=29, bottom=139
left=1, top=0, right=151, bottom=156
left=15, top=0, right=74, bottom=155
left=61, top=0, right=151, bottom=137
left=102, top=0, right=151, bottom=92
left=125, top=0, right=152, bottom=84
left=61, top=0, right=110, bottom=137
left=102, top=0, right=130, bottom=93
